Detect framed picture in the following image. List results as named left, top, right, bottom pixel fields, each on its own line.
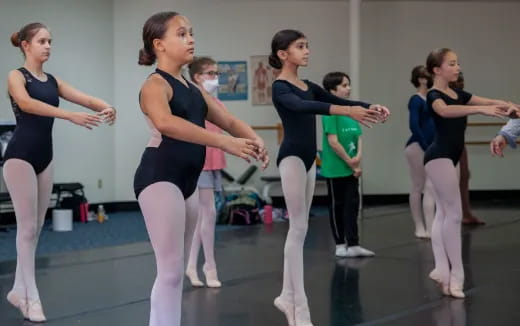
left=251, top=55, right=280, bottom=105
left=217, top=61, right=248, bottom=101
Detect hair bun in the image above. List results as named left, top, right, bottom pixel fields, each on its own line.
left=138, top=48, right=156, bottom=66
left=10, top=32, right=20, bottom=47
left=268, top=53, right=282, bottom=69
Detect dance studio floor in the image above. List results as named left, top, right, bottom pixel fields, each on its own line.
left=1, top=204, right=520, bottom=326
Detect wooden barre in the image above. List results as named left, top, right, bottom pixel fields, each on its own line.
left=467, top=122, right=506, bottom=127
left=466, top=140, right=520, bottom=145
left=252, top=123, right=284, bottom=144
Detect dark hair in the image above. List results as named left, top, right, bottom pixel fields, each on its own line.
left=11, top=22, right=47, bottom=55
left=426, top=48, right=453, bottom=75
left=188, top=56, right=216, bottom=81
left=322, top=72, right=351, bottom=93
left=138, top=11, right=179, bottom=66
left=268, top=29, right=306, bottom=69
left=410, top=65, right=433, bottom=88
left=449, top=71, right=465, bottom=90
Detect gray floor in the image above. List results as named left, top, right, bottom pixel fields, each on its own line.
left=1, top=204, right=520, bottom=325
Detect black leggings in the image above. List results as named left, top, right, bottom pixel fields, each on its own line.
left=326, top=175, right=360, bottom=247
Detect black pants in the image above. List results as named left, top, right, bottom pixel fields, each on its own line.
left=326, top=175, right=360, bottom=247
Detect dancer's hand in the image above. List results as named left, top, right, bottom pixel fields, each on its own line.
left=251, top=137, right=270, bottom=170
left=220, top=136, right=259, bottom=163
left=67, top=112, right=102, bottom=129
left=369, top=104, right=390, bottom=123
left=353, top=167, right=362, bottom=178
left=481, top=105, right=510, bottom=119
left=505, top=102, right=520, bottom=118
left=490, top=134, right=507, bottom=157
left=98, top=107, right=117, bottom=125
left=346, top=106, right=380, bottom=128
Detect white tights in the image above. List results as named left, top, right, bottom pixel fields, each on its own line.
left=3, top=159, right=53, bottom=303
left=138, top=182, right=199, bottom=326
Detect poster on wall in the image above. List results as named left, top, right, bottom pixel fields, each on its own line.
left=251, top=55, right=280, bottom=105
left=217, top=61, right=248, bottom=101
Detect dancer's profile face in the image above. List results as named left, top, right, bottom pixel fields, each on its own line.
left=23, top=28, right=52, bottom=63
left=435, top=51, right=460, bottom=83
left=283, top=37, right=310, bottom=67
left=154, top=15, right=195, bottom=65
left=331, top=76, right=351, bottom=99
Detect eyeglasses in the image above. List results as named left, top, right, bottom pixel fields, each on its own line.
left=202, top=71, right=219, bottom=77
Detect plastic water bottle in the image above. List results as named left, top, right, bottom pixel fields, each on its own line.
left=97, top=205, right=106, bottom=223
left=264, top=205, right=273, bottom=224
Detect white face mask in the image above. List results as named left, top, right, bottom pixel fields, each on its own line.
left=202, top=78, right=219, bottom=95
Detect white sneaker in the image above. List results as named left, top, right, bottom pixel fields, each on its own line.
left=335, top=245, right=348, bottom=257
left=345, top=246, right=375, bottom=257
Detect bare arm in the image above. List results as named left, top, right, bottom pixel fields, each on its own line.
left=141, top=76, right=259, bottom=162
left=355, top=137, right=362, bottom=161
left=8, top=70, right=70, bottom=120
left=200, top=88, right=269, bottom=168
left=327, top=134, right=355, bottom=167
left=7, top=70, right=101, bottom=129
left=57, top=78, right=116, bottom=124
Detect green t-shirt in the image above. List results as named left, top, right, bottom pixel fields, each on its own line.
left=321, top=115, right=362, bottom=178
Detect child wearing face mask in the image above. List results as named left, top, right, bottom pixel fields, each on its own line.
left=185, top=56, right=226, bottom=288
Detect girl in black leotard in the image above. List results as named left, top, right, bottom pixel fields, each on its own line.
left=5, top=23, right=116, bottom=322
left=135, top=12, right=268, bottom=326
left=269, top=29, right=389, bottom=326
left=424, top=48, right=518, bottom=299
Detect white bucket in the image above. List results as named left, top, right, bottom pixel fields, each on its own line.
left=52, top=209, right=73, bottom=232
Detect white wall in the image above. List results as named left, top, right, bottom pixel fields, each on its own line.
left=2, top=0, right=519, bottom=202
left=360, top=0, right=520, bottom=194
left=0, top=0, right=115, bottom=202
left=113, top=0, right=351, bottom=200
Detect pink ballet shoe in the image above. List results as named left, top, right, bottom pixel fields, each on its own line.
left=185, top=269, right=205, bottom=287
left=274, top=296, right=295, bottom=326
left=203, top=265, right=222, bottom=288
left=7, top=291, right=28, bottom=319
left=294, top=304, right=313, bottom=326
left=429, top=270, right=442, bottom=284
left=26, top=299, right=47, bottom=323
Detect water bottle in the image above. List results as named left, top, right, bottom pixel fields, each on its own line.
left=97, top=204, right=106, bottom=223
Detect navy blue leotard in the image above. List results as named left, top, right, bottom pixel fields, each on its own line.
left=424, top=88, right=473, bottom=166
left=272, top=79, right=370, bottom=171
left=406, top=94, right=435, bottom=151
left=4, top=67, right=60, bottom=174
left=134, top=68, right=208, bottom=199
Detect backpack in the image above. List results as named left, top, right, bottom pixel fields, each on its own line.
left=218, top=191, right=264, bottom=225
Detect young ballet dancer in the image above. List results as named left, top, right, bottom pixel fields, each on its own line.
left=321, top=71, right=375, bottom=257
left=424, top=48, right=517, bottom=298
left=4, top=22, right=116, bottom=322
left=185, top=56, right=226, bottom=288
left=269, top=29, right=389, bottom=326
left=134, top=12, right=268, bottom=326
left=404, top=65, right=436, bottom=239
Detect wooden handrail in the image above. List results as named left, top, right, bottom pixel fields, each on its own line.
left=466, top=140, right=520, bottom=145
left=252, top=123, right=284, bottom=144
left=467, top=122, right=506, bottom=127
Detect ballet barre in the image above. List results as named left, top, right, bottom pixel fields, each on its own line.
left=465, top=121, right=518, bottom=145
left=252, top=123, right=283, bottom=144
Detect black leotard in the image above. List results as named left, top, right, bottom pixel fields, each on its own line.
left=134, top=68, right=208, bottom=199
left=4, top=67, right=59, bottom=174
left=272, top=79, right=370, bottom=171
left=424, top=88, right=473, bottom=166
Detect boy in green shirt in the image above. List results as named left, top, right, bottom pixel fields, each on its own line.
left=322, top=72, right=375, bottom=258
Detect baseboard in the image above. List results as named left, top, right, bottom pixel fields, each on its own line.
left=2, top=190, right=520, bottom=226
